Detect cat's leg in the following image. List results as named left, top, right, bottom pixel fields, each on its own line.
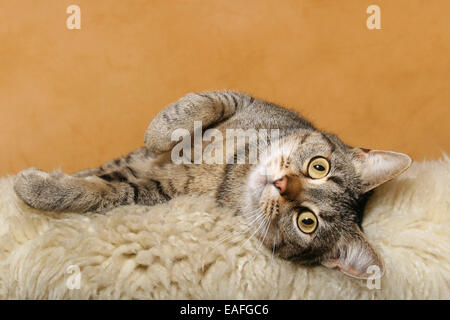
left=14, top=168, right=130, bottom=212
left=13, top=149, right=170, bottom=213
left=14, top=168, right=171, bottom=213
left=145, top=90, right=253, bottom=154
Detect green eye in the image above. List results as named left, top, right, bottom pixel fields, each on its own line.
left=297, top=211, right=318, bottom=234
left=308, top=157, right=330, bottom=179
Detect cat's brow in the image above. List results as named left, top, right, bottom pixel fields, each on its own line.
left=321, top=133, right=336, bottom=153
left=327, top=176, right=345, bottom=187
left=300, top=132, right=310, bottom=144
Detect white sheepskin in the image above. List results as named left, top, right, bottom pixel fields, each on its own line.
left=0, top=158, right=448, bottom=299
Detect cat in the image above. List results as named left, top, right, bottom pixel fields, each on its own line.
left=14, top=90, right=411, bottom=279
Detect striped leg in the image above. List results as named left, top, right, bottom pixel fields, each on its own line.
left=145, top=91, right=252, bottom=154
left=13, top=147, right=172, bottom=213
left=14, top=167, right=171, bottom=213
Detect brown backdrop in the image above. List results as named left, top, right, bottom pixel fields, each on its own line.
left=1, top=0, right=449, bottom=176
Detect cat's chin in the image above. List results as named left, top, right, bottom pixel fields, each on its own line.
left=247, top=170, right=268, bottom=202
left=247, top=175, right=282, bottom=214
left=246, top=164, right=285, bottom=215
left=254, top=175, right=268, bottom=193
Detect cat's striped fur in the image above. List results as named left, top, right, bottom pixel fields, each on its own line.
left=14, top=90, right=411, bottom=279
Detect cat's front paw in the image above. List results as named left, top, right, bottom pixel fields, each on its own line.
left=14, top=168, right=53, bottom=209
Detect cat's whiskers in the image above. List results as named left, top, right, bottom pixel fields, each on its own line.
left=256, top=212, right=271, bottom=253
left=243, top=212, right=265, bottom=229
left=241, top=208, right=265, bottom=225
left=210, top=207, right=264, bottom=249
left=270, top=235, right=276, bottom=269
left=210, top=220, right=254, bottom=249
left=211, top=216, right=265, bottom=251
left=210, top=227, right=248, bottom=249
left=247, top=215, right=271, bottom=266
left=239, top=210, right=269, bottom=250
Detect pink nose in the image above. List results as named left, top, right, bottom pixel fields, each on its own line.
left=274, top=176, right=288, bottom=194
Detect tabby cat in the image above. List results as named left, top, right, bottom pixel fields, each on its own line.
left=14, top=91, right=411, bottom=279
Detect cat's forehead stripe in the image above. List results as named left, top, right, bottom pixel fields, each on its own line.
left=321, top=133, right=336, bottom=153
left=327, top=176, right=345, bottom=187
left=300, top=132, right=310, bottom=144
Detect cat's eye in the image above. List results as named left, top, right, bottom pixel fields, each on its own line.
left=307, top=157, right=330, bottom=179
left=297, top=210, right=318, bottom=234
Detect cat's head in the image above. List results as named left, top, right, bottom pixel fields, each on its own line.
left=245, top=130, right=411, bottom=279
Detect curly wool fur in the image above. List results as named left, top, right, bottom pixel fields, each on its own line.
left=0, top=158, right=448, bottom=299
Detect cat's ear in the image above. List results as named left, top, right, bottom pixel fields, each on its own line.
left=352, top=148, right=412, bottom=193
left=321, top=229, right=385, bottom=279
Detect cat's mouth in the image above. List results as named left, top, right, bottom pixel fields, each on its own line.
left=254, top=174, right=268, bottom=191
left=247, top=159, right=289, bottom=212
left=248, top=176, right=267, bottom=205
left=249, top=172, right=284, bottom=206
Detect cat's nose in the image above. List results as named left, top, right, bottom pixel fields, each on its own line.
left=273, top=176, right=288, bottom=194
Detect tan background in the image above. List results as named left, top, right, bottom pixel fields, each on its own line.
left=0, top=0, right=449, bottom=176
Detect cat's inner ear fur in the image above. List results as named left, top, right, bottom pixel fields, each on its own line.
left=352, top=148, right=412, bottom=193
left=321, top=228, right=385, bottom=279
